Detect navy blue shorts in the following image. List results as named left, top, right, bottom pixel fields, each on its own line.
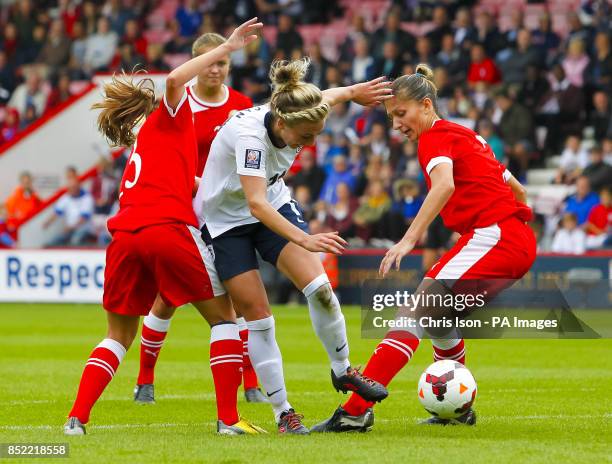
left=202, top=201, right=309, bottom=281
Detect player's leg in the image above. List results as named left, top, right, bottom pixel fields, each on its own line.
left=235, top=310, right=267, bottom=402
left=222, top=271, right=307, bottom=433
left=134, top=294, right=176, bottom=403
left=209, top=223, right=308, bottom=433
left=65, top=312, right=139, bottom=435
left=66, top=229, right=156, bottom=435
left=275, top=243, right=387, bottom=402
left=200, top=224, right=264, bottom=401
left=190, top=294, right=264, bottom=434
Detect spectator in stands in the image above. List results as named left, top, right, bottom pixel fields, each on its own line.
left=103, top=0, right=135, bottom=36
left=498, top=29, right=543, bottom=87
left=495, top=88, right=533, bottom=181
left=412, top=37, right=436, bottom=69
left=305, top=42, right=329, bottom=89
left=436, top=33, right=468, bottom=84
left=495, top=87, right=533, bottom=147
left=585, top=185, right=612, bottom=249
left=369, top=41, right=403, bottom=81
left=43, top=168, right=94, bottom=246
left=2, top=22, right=19, bottom=64
left=0, top=205, right=15, bottom=248
left=361, top=121, right=390, bottom=161
left=163, top=19, right=191, bottom=54
left=555, top=134, right=589, bottom=184
left=0, top=107, right=19, bottom=145
left=371, top=11, right=415, bottom=61
left=45, top=71, right=73, bottom=113
left=474, top=10, right=505, bottom=56
left=394, top=140, right=420, bottom=180
left=5, top=171, right=41, bottom=227
left=589, top=91, right=611, bottom=141
left=84, top=16, right=118, bottom=73
left=452, top=7, right=476, bottom=51
left=0, top=50, right=16, bottom=103
left=518, top=64, right=549, bottom=113
left=21, top=23, right=46, bottom=65
left=582, top=145, right=612, bottom=192
left=81, top=0, right=99, bottom=36
left=353, top=179, right=391, bottom=242
left=122, top=18, right=148, bottom=60
left=91, top=156, right=117, bottom=215
left=338, top=14, right=370, bottom=73
left=20, top=104, right=37, bottom=129
left=291, top=147, right=326, bottom=199
left=391, top=178, right=423, bottom=226
left=10, top=0, right=36, bottom=52
left=147, top=43, right=170, bottom=72
left=37, top=19, right=70, bottom=71
left=564, top=12, right=591, bottom=49
left=8, top=70, right=45, bottom=119
left=275, top=14, right=303, bottom=59
left=319, top=155, right=356, bottom=204
left=561, top=38, right=590, bottom=88
left=426, top=6, right=452, bottom=53
left=564, top=176, right=600, bottom=225
left=68, top=21, right=88, bottom=77
left=176, top=0, right=202, bottom=38
left=325, top=182, right=358, bottom=239
left=531, top=13, right=561, bottom=59
left=551, top=212, right=586, bottom=254
left=589, top=31, right=611, bottom=93
left=479, top=119, right=504, bottom=162
left=350, top=34, right=373, bottom=84
left=118, top=43, right=144, bottom=71
left=467, top=43, right=501, bottom=87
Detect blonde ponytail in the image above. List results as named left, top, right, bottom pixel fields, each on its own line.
left=268, top=58, right=330, bottom=126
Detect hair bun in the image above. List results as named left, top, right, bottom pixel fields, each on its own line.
left=415, top=63, right=435, bottom=82
left=269, top=57, right=310, bottom=91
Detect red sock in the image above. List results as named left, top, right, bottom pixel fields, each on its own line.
left=137, top=313, right=170, bottom=385
left=343, top=331, right=420, bottom=416
left=68, top=339, right=126, bottom=424
left=210, top=323, right=242, bottom=425
left=433, top=338, right=466, bottom=365
left=239, top=327, right=259, bottom=390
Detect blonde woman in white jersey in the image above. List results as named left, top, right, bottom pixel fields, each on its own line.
left=194, top=58, right=392, bottom=433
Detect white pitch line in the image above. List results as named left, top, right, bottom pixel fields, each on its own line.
left=3, top=387, right=600, bottom=406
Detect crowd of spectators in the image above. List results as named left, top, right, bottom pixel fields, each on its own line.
left=0, top=0, right=610, bottom=253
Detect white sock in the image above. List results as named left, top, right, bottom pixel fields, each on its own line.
left=247, top=316, right=291, bottom=422
left=303, top=274, right=350, bottom=377
left=143, top=311, right=171, bottom=332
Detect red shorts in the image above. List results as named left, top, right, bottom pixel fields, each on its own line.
left=426, top=216, right=536, bottom=294
left=103, top=223, right=224, bottom=316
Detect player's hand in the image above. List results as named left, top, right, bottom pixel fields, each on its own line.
left=226, top=18, right=263, bottom=52
left=379, top=237, right=416, bottom=278
left=300, top=232, right=347, bottom=255
left=351, top=77, right=393, bottom=107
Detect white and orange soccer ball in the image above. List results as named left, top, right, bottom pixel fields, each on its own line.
left=417, top=360, right=477, bottom=419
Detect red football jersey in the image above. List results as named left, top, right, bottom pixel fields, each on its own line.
left=418, top=119, right=532, bottom=234
left=186, top=84, right=252, bottom=176
left=107, top=92, right=199, bottom=233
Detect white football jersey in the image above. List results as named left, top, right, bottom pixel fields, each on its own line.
left=196, top=104, right=299, bottom=238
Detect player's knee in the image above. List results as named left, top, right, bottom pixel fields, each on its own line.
left=235, top=300, right=271, bottom=320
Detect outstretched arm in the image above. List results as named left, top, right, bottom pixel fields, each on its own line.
left=165, top=18, right=263, bottom=109
left=321, top=76, right=392, bottom=108
left=240, top=175, right=347, bottom=255
left=379, top=163, right=455, bottom=277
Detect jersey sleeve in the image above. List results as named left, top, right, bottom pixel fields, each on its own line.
left=162, top=90, right=189, bottom=119
left=418, top=131, right=454, bottom=175
left=235, top=136, right=267, bottom=178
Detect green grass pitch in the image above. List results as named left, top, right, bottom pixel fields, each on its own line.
left=1, top=303, right=610, bottom=463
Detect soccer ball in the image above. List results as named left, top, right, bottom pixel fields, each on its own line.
left=417, top=360, right=477, bottom=419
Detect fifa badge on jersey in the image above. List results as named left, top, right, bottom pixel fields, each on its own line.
left=244, top=149, right=262, bottom=169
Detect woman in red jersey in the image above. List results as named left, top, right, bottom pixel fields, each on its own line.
left=312, top=64, right=536, bottom=432
left=133, top=32, right=265, bottom=405
left=64, top=18, right=267, bottom=436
